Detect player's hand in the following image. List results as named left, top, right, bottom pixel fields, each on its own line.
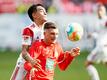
left=30, top=67, right=37, bottom=78
left=70, top=47, right=80, bottom=57
left=30, top=59, right=42, bottom=71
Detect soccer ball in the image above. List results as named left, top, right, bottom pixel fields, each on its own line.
left=66, top=23, right=84, bottom=42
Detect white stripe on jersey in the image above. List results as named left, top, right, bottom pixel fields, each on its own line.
left=22, top=35, right=32, bottom=45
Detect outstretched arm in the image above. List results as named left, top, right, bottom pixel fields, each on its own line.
left=58, top=47, right=80, bottom=71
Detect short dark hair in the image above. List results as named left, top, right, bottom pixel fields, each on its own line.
left=28, top=4, right=44, bottom=21
left=44, top=22, right=57, bottom=30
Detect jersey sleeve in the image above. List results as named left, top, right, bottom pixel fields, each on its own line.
left=22, top=28, right=33, bottom=45
left=56, top=43, right=74, bottom=70
left=56, top=44, right=74, bottom=71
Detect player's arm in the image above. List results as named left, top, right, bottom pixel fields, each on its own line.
left=24, top=41, right=42, bottom=72
left=21, top=28, right=36, bottom=66
left=22, top=45, right=36, bottom=66
left=58, top=47, right=80, bottom=71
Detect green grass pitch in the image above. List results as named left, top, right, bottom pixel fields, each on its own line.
left=0, top=50, right=107, bottom=80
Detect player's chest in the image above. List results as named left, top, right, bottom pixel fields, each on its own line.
left=38, top=45, right=59, bottom=59
left=32, top=27, right=44, bottom=40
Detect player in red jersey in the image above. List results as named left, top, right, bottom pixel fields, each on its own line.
left=10, top=4, right=47, bottom=80
left=24, top=22, right=80, bottom=80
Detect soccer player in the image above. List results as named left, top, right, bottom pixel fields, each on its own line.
left=10, top=4, right=47, bottom=80
left=24, top=22, right=80, bottom=80
left=85, top=4, right=107, bottom=80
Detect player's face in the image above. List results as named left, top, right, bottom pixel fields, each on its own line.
left=97, top=6, right=106, bottom=19
left=33, top=6, right=47, bottom=22
left=44, top=28, right=59, bottom=44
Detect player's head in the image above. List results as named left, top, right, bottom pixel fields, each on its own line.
left=28, top=4, right=47, bottom=23
left=43, top=22, right=59, bottom=44
left=97, top=4, right=107, bottom=19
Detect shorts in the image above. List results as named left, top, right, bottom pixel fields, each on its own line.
left=10, top=54, right=27, bottom=80
left=87, top=46, right=107, bottom=64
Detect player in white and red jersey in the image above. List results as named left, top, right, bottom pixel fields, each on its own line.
left=10, top=4, right=47, bottom=80
left=85, top=4, right=107, bottom=80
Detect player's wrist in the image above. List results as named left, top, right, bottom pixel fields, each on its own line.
left=70, top=52, right=77, bottom=57
left=30, top=59, right=36, bottom=66
left=70, top=47, right=80, bottom=57
left=22, top=51, right=34, bottom=62
left=23, top=53, right=29, bottom=60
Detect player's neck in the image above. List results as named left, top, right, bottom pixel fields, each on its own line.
left=43, top=39, right=54, bottom=46
left=34, top=21, right=44, bottom=28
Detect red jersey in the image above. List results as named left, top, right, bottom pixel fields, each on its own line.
left=24, top=40, right=74, bottom=80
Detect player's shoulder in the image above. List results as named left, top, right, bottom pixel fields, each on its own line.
left=55, top=42, right=62, bottom=49
left=22, top=23, right=35, bottom=34
left=23, top=23, right=36, bottom=30
left=32, top=40, right=43, bottom=47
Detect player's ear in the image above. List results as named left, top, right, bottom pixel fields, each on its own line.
left=32, top=12, right=37, bottom=19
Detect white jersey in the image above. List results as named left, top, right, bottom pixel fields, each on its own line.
left=22, top=22, right=44, bottom=45
left=87, top=16, right=107, bottom=63
left=17, top=22, right=44, bottom=65
left=92, top=16, right=107, bottom=46
left=10, top=22, right=44, bottom=80
left=10, top=23, right=43, bottom=80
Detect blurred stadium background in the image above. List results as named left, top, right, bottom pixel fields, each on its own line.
left=0, top=0, right=107, bottom=80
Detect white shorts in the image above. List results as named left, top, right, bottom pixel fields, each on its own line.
left=10, top=54, right=27, bottom=80
left=87, top=46, right=107, bottom=64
